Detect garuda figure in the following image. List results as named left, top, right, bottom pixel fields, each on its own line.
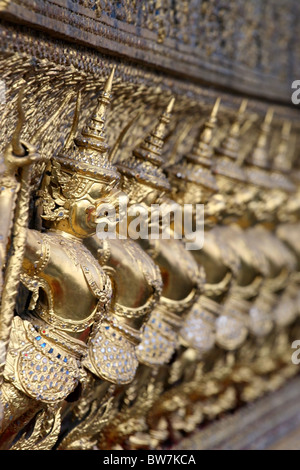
left=0, top=70, right=124, bottom=449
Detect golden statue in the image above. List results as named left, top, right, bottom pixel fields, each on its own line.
left=97, top=97, right=204, bottom=449
left=141, top=100, right=243, bottom=438
left=0, top=70, right=124, bottom=449
left=58, top=108, right=165, bottom=450
left=0, top=64, right=298, bottom=453
left=0, top=0, right=299, bottom=452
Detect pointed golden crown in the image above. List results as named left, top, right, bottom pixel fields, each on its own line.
left=188, top=97, right=220, bottom=167
left=117, top=97, right=175, bottom=191
left=273, top=121, right=292, bottom=174
left=246, top=107, right=273, bottom=170
left=213, top=100, right=248, bottom=183
left=167, top=99, right=220, bottom=192
left=245, top=108, right=276, bottom=189
left=56, top=67, right=120, bottom=183
left=271, top=121, right=295, bottom=193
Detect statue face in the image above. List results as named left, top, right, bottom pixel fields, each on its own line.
left=278, top=190, right=300, bottom=222
left=140, top=184, right=161, bottom=207
left=129, top=183, right=162, bottom=235
left=183, top=183, right=208, bottom=205
left=263, top=189, right=288, bottom=214
left=122, top=177, right=160, bottom=207
left=205, top=193, right=226, bottom=224
left=248, top=188, right=287, bottom=223
left=69, top=181, right=118, bottom=237
left=216, top=175, right=246, bottom=217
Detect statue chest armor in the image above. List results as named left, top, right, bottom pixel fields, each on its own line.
left=21, top=231, right=112, bottom=334
left=192, top=227, right=240, bottom=298
left=136, top=238, right=203, bottom=368
left=146, top=238, right=200, bottom=303
left=108, top=238, right=162, bottom=312
left=81, top=238, right=162, bottom=385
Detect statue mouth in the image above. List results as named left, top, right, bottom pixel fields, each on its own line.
left=85, top=205, right=98, bottom=227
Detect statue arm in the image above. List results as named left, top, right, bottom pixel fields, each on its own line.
left=0, top=143, right=43, bottom=281
left=0, top=159, right=20, bottom=283
left=22, top=230, right=45, bottom=275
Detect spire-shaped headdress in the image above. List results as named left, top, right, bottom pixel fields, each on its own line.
left=167, top=98, right=220, bottom=193
left=244, top=108, right=275, bottom=189
left=56, top=67, right=120, bottom=183
left=246, top=107, right=273, bottom=169
left=117, top=97, right=175, bottom=191
left=271, top=121, right=295, bottom=193
left=188, top=97, right=220, bottom=167
left=213, top=100, right=248, bottom=183
left=273, top=121, right=292, bottom=174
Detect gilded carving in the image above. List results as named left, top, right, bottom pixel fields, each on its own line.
left=0, top=0, right=299, bottom=450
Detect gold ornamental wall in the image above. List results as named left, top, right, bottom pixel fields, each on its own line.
left=0, top=0, right=300, bottom=451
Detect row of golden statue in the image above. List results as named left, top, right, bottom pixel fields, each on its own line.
left=0, top=67, right=299, bottom=450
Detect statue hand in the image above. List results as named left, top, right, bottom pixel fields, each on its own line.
left=3, top=141, right=43, bottom=176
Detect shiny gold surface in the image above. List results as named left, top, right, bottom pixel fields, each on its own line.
left=0, top=0, right=299, bottom=451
